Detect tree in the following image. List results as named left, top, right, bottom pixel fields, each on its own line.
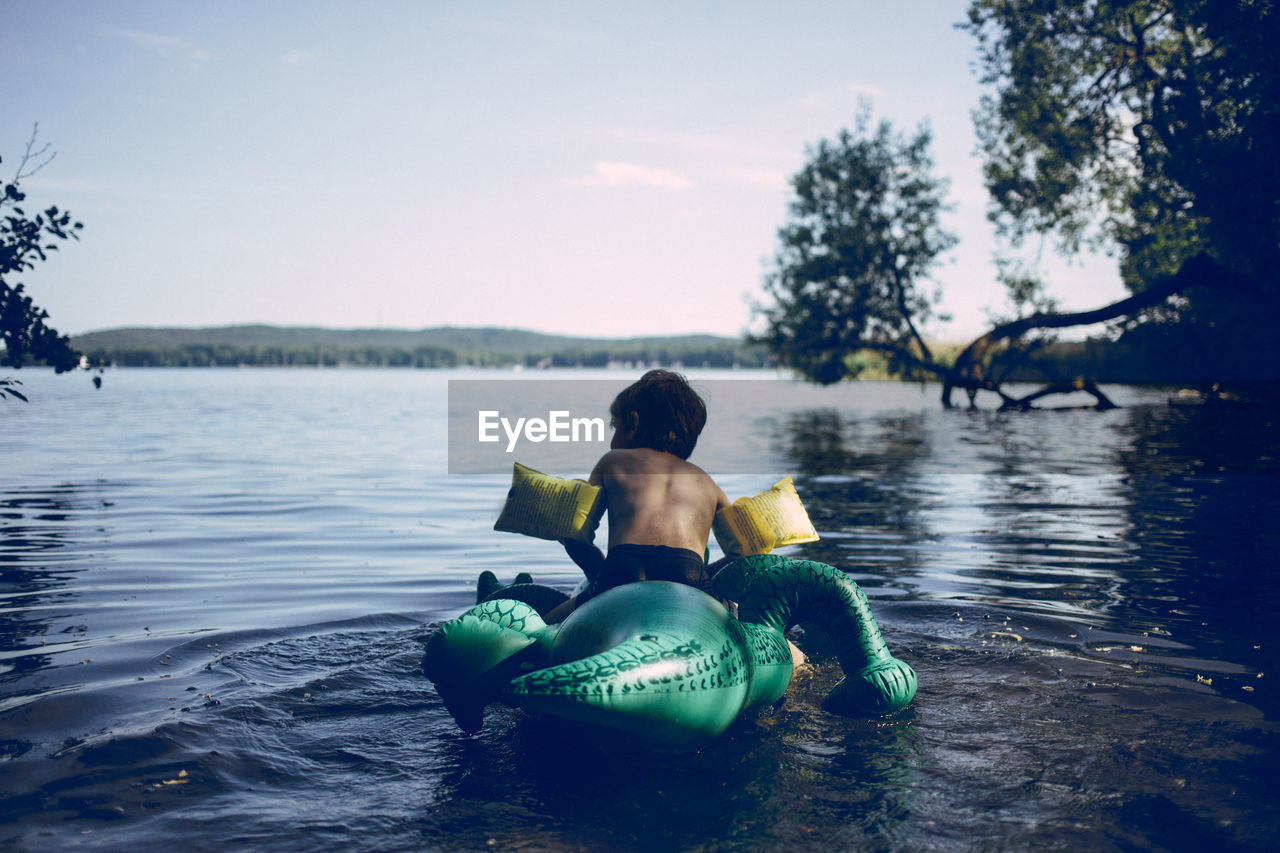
left=2, top=127, right=84, bottom=398
left=960, top=0, right=1280, bottom=395
left=755, top=109, right=958, bottom=386
left=760, top=4, right=1279, bottom=409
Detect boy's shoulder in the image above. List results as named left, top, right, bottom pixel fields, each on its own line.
left=598, top=447, right=711, bottom=477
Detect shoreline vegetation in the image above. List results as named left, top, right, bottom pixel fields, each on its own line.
left=48, top=324, right=1268, bottom=387
left=69, top=325, right=773, bottom=370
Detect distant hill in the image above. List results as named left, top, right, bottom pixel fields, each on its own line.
left=70, top=325, right=769, bottom=369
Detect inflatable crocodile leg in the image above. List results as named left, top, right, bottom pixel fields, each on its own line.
left=421, top=598, right=559, bottom=732
left=475, top=570, right=571, bottom=616
left=712, top=554, right=917, bottom=715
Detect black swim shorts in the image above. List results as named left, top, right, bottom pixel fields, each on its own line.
left=574, top=543, right=710, bottom=606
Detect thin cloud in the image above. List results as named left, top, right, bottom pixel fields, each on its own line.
left=281, top=50, right=316, bottom=66
left=570, top=161, right=693, bottom=190
left=100, top=26, right=210, bottom=66
left=100, top=26, right=183, bottom=52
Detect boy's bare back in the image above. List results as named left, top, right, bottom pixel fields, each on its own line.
left=546, top=369, right=730, bottom=623
left=590, top=447, right=730, bottom=557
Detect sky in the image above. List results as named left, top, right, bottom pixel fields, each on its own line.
left=3, top=0, right=1126, bottom=342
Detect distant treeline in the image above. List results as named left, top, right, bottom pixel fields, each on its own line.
left=43, top=324, right=1259, bottom=382
left=68, top=325, right=772, bottom=369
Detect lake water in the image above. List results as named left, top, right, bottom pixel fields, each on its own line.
left=2, top=368, right=1277, bottom=851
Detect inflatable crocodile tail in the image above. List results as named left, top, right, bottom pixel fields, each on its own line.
left=712, top=554, right=917, bottom=715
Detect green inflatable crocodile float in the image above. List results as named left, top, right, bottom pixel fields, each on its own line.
left=422, top=554, right=917, bottom=749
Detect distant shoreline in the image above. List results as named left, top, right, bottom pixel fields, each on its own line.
left=23, top=323, right=1274, bottom=384
left=69, top=324, right=772, bottom=370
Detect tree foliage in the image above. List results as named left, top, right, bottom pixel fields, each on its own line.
left=2, top=128, right=83, bottom=381
left=963, top=0, right=1280, bottom=383
left=759, top=4, right=1279, bottom=409
left=755, top=110, right=957, bottom=385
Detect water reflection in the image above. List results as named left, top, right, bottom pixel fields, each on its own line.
left=766, top=408, right=934, bottom=597
left=767, top=396, right=1278, bottom=713
left=1113, top=403, right=1280, bottom=711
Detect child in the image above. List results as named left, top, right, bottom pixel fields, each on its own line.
left=545, top=369, right=732, bottom=623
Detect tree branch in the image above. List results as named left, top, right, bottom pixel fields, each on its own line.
left=13, top=124, right=55, bottom=183
left=942, top=252, right=1226, bottom=407
left=1000, top=379, right=1117, bottom=411
left=892, top=265, right=933, bottom=363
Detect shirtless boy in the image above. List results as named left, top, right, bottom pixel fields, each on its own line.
left=545, top=369, right=731, bottom=622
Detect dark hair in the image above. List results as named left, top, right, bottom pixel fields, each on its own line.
left=610, top=369, right=707, bottom=459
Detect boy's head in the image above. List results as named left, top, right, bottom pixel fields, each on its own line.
left=609, top=369, right=707, bottom=459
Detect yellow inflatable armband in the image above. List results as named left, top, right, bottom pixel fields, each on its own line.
left=493, top=462, right=605, bottom=543
left=712, top=476, right=819, bottom=558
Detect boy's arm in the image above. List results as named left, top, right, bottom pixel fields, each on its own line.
left=561, top=537, right=605, bottom=583
left=561, top=453, right=610, bottom=581
left=705, top=554, right=732, bottom=574
left=705, top=477, right=735, bottom=574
